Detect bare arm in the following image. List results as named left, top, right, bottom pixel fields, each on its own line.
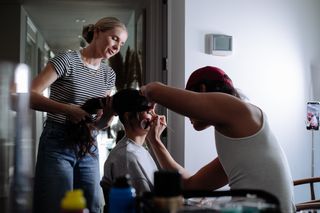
left=141, top=82, right=243, bottom=124
left=141, top=82, right=261, bottom=137
left=146, top=115, right=191, bottom=179
left=184, top=157, right=228, bottom=190
left=147, top=115, right=228, bottom=190
left=30, top=62, right=89, bottom=123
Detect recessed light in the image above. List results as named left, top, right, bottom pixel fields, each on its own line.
left=75, top=19, right=86, bottom=23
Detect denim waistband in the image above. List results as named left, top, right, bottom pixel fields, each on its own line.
left=44, top=120, right=99, bottom=137
left=44, top=120, right=66, bottom=128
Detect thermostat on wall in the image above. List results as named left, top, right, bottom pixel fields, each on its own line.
left=206, top=34, right=232, bottom=56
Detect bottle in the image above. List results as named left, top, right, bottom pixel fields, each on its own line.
left=153, top=170, right=184, bottom=213
left=109, top=174, right=136, bottom=213
left=61, top=189, right=89, bottom=213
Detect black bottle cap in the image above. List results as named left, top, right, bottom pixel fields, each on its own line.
left=154, top=170, right=182, bottom=197
left=113, top=174, right=132, bottom=188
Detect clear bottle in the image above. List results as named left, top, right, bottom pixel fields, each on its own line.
left=60, top=189, right=89, bottom=213
left=109, top=174, right=136, bottom=213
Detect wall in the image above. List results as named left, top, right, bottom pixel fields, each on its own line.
left=168, top=0, right=320, bottom=203
left=167, top=0, right=186, bottom=165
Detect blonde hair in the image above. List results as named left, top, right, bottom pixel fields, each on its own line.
left=82, top=17, right=127, bottom=43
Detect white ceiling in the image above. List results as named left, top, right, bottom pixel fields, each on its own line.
left=22, top=0, right=140, bottom=53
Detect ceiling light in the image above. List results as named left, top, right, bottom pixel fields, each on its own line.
left=75, top=19, right=86, bottom=23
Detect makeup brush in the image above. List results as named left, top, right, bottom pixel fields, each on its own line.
left=149, top=111, right=174, bottom=133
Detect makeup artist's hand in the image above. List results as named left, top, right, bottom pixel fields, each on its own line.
left=139, top=85, right=149, bottom=98
left=146, top=114, right=167, bottom=142
left=140, top=82, right=164, bottom=103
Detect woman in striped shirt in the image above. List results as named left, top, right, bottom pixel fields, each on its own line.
left=30, top=17, right=128, bottom=213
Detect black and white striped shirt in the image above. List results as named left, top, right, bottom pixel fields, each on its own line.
left=48, top=50, right=116, bottom=124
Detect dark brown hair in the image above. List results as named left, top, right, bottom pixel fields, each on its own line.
left=65, top=97, right=105, bottom=158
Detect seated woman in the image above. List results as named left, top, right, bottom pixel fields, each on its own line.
left=100, top=88, right=160, bottom=211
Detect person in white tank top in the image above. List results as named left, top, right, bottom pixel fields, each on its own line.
left=140, top=66, right=296, bottom=213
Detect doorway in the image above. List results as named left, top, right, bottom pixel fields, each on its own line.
left=22, top=0, right=168, bottom=166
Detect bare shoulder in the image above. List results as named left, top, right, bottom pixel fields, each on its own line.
left=239, top=103, right=263, bottom=135
left=217, top=102, right=263, bottom=138
left=248, top=103, right=263, bottom=124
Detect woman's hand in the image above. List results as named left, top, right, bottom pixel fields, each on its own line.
left=95, top=95, right=116, bottom=129
left=103, top=95, right=116, bottom=119
left=66, top=104, right=90, bottom=123
left=146, top=113, right=167, bottom=143
left=140, top=82, right=164, bottom=102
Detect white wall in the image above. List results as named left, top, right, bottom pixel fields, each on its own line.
left=168, top=0, right=320, bottom=203
left=167, top=0, right=186, bottom=166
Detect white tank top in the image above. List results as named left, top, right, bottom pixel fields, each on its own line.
left=215, top=110, right=295, bottom=213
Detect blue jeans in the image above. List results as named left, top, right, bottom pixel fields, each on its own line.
left=33, top=121, right=102, bottom=213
